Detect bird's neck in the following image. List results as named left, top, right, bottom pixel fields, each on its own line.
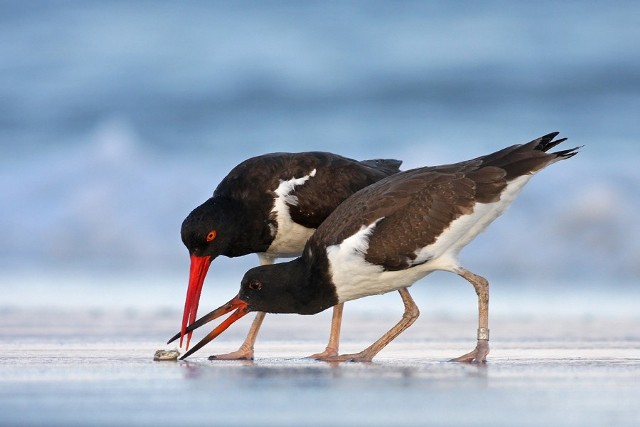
left=219, top=199, right=273, bottom=258
left=287, top=253, right=338, bottom=315
left=247, top=255, right=337, bottom=316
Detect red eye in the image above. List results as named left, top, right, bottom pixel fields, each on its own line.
left=206, top=230, right=217, bottom=242
left=248, top=280, right=262, bottom=291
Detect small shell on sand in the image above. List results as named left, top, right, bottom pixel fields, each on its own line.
left=154, top=349, right=180, bottom=361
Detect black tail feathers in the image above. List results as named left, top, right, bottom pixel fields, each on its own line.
left=533, top=132, right=581, bottom=160
left=534, top=132, right=567, bottom=152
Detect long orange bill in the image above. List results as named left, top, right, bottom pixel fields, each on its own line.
left=175, top=296, right=249, bottom=360
left=179, top=255, right=212, bottom=349
left=169, top=296, right=240, bottom=344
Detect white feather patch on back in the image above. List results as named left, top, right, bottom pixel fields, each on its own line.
left=266, top=169, right=317, bottom=257
left=326, top=219, right=386, bottom=302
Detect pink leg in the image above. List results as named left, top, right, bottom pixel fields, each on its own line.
left=208, top=312, right=265, bottom=360
left=208, top=254, right=274, bottom=361
left=308, top=303, right=344, bottom=358
left=450, top=267, right=490, bottom=363
left=318, top=288, right=419, bottom=363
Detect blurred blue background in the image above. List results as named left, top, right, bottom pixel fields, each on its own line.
left=1, top=1, right=638, bottom=314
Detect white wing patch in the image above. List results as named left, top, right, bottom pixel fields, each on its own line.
left=326, top=219, right=384, bottom=302
left=266, top=169, right=317, bottom=257
left=339, top=218, right=383, bottom=256
left=274, top=169, right=317, bottom=207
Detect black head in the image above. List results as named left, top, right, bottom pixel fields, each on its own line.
left=238, top=262, right=302, bottom=313
left=238, top=261, right=302, bottom=314
left=181, top=197, right=246, bottom=259
left=239, top=258, right=335, bottom=315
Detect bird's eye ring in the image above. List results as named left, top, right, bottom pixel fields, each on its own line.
left=206, top=230, right=217, bottom=242
left=248, top=280, right=262, bottom=291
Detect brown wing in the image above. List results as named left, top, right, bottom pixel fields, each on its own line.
left=310, top=167, right=508, bottom=271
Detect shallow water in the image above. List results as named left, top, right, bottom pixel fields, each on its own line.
left=1, top=309, right=638, bottom=427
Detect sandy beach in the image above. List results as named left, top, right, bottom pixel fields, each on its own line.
left=1, top=308, right=638, bottom=427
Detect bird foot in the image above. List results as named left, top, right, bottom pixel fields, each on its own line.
left=316, top=351, right=374, bottom=363
left=207, top=345, right=254, bottom=361
left=449, top=340, right=489, bottom=363
left=307, top=346, right=338, bottom=359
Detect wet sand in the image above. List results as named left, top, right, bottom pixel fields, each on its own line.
left=1, top=309, right=639, bottom=427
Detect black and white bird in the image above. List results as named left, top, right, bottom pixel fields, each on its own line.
left=177, top=133, right=579, bottom=362
left=170, top=152, right=402, bottom=359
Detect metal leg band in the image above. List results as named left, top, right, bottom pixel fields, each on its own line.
left=477, top=327, right=490, bottom=341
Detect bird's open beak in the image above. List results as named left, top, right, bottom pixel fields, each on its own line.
left=168, top=295, right=249, bottom=360
left=179, top=255, right=212, bottom=349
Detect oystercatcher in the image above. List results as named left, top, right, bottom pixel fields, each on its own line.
left=170, top=152, right=402, bottom=359
left=177, top=133, right=578, bottom=362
